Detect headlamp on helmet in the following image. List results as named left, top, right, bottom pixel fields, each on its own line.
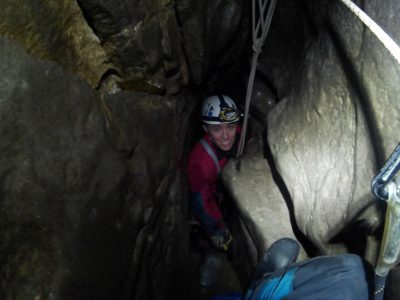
left=201, top=95, right=240, bottom=125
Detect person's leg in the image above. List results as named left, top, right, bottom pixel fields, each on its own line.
left=284, top=254, right=369, bottom=300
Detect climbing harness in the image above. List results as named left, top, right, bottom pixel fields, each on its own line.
left=200, top=138, right=221, bottom=174
left=337, top=0, right=400, bottom=65
left=371, top=143, right=400, bottom=300
left=235, top=0, right=277, bottom=169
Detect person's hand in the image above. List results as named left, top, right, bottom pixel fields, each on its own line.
left=210, top=228, right=233, bottom=251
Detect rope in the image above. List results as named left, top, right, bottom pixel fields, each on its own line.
left=235, top=0, right=400, bottom=168
left=235, top=0, right=277, bottom=168
left=337, top=0, right=400, bottom=65
left=336, top=2, right=400, bottom=298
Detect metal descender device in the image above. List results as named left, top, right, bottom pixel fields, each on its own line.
left=371, top=143, right=400, bottom=300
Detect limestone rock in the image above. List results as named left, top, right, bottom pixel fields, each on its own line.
left=263, top=0, right=400, bottom=259
left=78, top=0, right=189, bottom=94
left=99, top=91, right=193, bottom=300
left=222, top=139, right=308, bottom=261
left=176, top=0, right=249, bottom=86
left=0, top=37, right=130, bottom=299
left=329, top=0, right=400, bottom=161
left=267, top=27, right=377, bottom=253
left=2, top=0, right=400, bottom=298
left=0, top=36, right=192, bottom=300
left=0, top=0, right=111, bottom=88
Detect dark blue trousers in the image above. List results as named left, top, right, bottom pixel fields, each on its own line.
left=284, top=254, right=369, bottom=300
left=246, top=254, right=370, bottom=300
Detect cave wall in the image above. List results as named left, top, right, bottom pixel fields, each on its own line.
left=0, top=0, right=249, bottom=299
left=0, top=35, right=193, bottom=299
left=247, top=0, right=400, bottom=254
left=260, top=0, right=400, bottom=294
left=0, top=0, right=192, bottom=299
left=222, top=0, right=400, bottom=296
left=0, top=37, right=128, bottom=299
left=1, top=0, right=400, bottom=299
left=0, top=0, right=110, bottom=88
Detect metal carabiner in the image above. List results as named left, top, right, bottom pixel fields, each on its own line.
left=374, top=177, right=400, bottom=300
left=373, top=143, right=400, bottom=300
left=372, top=143, right=400, bottom=201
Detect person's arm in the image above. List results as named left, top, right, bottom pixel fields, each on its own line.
left=188, top=160, right=224, bottom=233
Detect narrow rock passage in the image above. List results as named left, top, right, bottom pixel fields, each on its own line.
left=2, top=1, right=400, bottom=299
left=189, top=248, right=243, bottom=300
left=185, top=174, right=259, bottom=299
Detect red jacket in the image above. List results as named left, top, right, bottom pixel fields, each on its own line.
left=188, top=135, right=229, bottom=211
left=187, top=129, right=240, bottom=233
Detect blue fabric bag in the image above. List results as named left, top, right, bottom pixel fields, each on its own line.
left=245, top=268, right=296, bottom=300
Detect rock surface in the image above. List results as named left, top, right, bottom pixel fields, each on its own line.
left=0, top=37, right=191, bottom=300
left=1, top=0, right=400, bottom=299
left=0, top=0, right=110, bottom=88
left=102, top=91, right=192, bottom=299
left=268, top=36, right=377, bottom=252
left=78, top=0, right=189, bottom=93
left=265, top=0, right=400, bottom=261
left=176, top=0, right=249, bottom=87
left=223, top=138, right=308, bottom=260
left=0, top=37, right=127, bottom=299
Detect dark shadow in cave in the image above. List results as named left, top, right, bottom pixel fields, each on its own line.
left=221, top=181, right=269, bottom=288
left=328, top=199, right=385, bottom=299
left=329, top=198, right=385, bottom=257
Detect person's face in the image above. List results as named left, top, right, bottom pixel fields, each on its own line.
left=203, top=122, right=238, bottom=151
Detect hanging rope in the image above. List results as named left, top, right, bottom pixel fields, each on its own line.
left=235, top=0, right=277, bottom=169
left=333, top=3, right=400, bottom=298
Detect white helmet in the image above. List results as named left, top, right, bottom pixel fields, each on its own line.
left=201, top=95, right=240, bottom=124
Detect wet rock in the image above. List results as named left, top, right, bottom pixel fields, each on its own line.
left=248, top=74, right=277, bottom=119
left=257, top=0, right=314, bottom=96
left=78, top=0, right=189, bottom=94
left=0, top=37, right=128, bottom=299
left=86, top=91, right=193, bottom=300
left=267, top=31, right=377, bottom=254
left=0, top=0, right=189, bottom=93
left=0, top=0, right=110, bottom=88
left=0, top=36, right=193, bottom=300
left=329, top=0, right=400, bottom=160
left=176, top=0, right=249, bottom=86
left=222, top=137, right=308, bottom=264
left=265, top=1, right=400, bottom=260
left=1, top=0, right=400, bottom=299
